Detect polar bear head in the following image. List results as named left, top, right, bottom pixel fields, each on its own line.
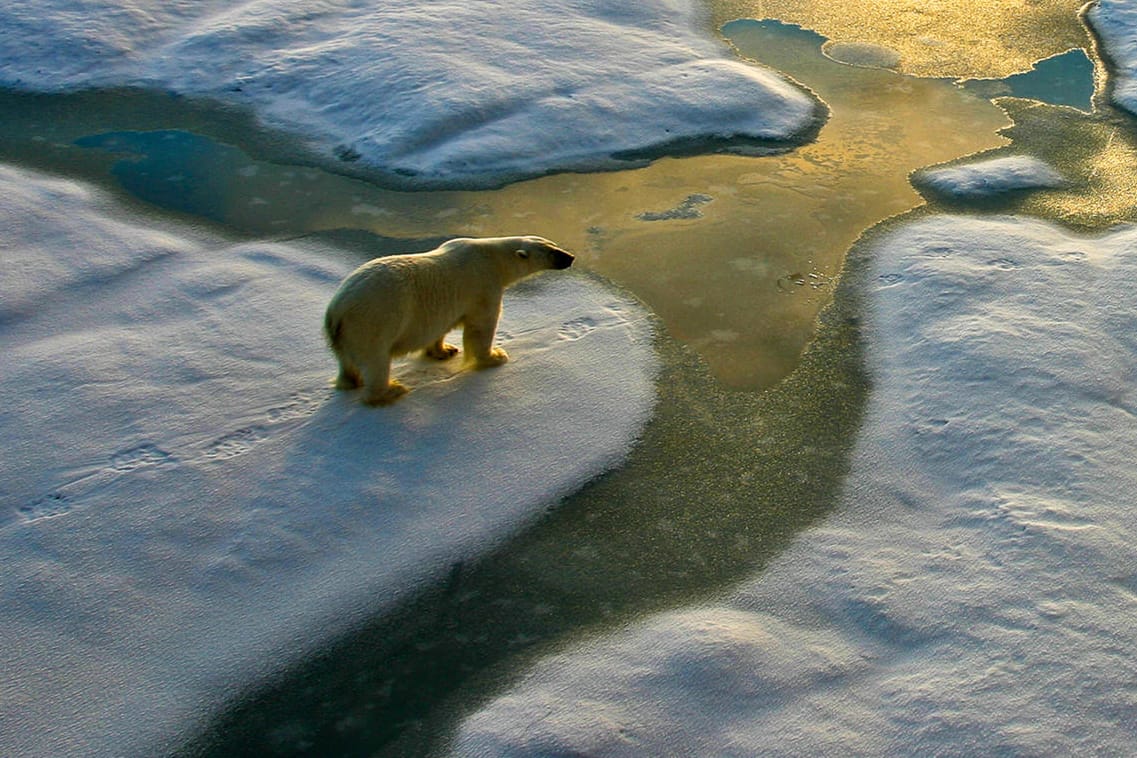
left=509, top=235, right=575, bottom=272
left=446, top=235, right=574, bottom=285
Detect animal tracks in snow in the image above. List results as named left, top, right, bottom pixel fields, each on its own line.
left=19, top=492, right=73, bottom=523
left=558, top=316, right=599, bottom=341
left=16, top=296, right=645, bottom=524
left=17, top=444, right=176, bottom=523
left=204, top=427, right=267, bottom=460
left=16, top=388, right=330, bottom=524
left=110, top=443, right=176, bottom=472
left=267, top=391, right=324, bottom=422
left=557, top=301, right=639, bottom=342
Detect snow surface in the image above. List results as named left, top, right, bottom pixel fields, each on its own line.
left=455, top=215, right=1137, bottom=756
left=1088, top=0, right=1137, bottom=115
left=0, top=0, right=821, bottom=189
left=913, top=155, right=1066, bottom=199
left=0, top=163, right=658, bottom=757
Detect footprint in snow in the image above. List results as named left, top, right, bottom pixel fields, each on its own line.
left=204, top=427, right=266, bottom=460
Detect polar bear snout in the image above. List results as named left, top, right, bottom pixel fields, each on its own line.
left=552, top=248, right=575, bottom=269
left=520, top=235, right=574, bottom=271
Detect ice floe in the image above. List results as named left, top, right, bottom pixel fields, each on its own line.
left=0, top=163, right=658, bottom=756
left=912, top=155, right=1066, bottom=199
left=0, top=0, right=822, bottom=188
left=1088, top=0, right=1137, bottom=115
left=455, top=214, right=1137, bottom=756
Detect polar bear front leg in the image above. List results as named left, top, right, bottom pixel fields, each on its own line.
left=463, top=309, right=508, bottom=368
left=361, top=358, right=409, bottom=406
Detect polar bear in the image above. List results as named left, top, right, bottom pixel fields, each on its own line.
left=324, top=235, right=575, bottom=405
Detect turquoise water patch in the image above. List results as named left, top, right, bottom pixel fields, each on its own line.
left=728, top=20, right=1094, bottom=112
left=961, top=48, right=1096, bottom=111
left=75, top=130, right=245, bottom=222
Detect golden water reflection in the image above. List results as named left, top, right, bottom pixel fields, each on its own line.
left=713, top=0, right=1089, bottom=78
left=1, top=22, right=1015, bottom=390
left=955, top=98, right=1137, bottom=228
left=306, top=20, right=1009, bottom=389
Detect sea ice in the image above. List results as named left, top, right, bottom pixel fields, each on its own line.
left=912, top=155, right=1066, bottom=199
left=455, top=214, right=1137, bottom=756
left=0, top=163, right=658, bottom=756
left=0, top=0, right=822, bottom=188
left=1088, top=0, right=1137, bottom=115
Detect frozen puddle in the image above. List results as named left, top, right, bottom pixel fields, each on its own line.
left=0, top=163, right=658, bottom=757
left=455, top=215, right=1137, bottom=755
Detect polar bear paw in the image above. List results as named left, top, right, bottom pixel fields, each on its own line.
left=476, top=347, right=509, bottom=368
left=425, top=341, right=459, bottom=360
left=363, top=381, right=409, bottom=406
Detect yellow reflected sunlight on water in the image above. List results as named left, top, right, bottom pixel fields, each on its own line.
left=713, top=0, right=1089, bottom=78
left=986, top=99, right=1137, bottom=227
left=1, top=17, right=1058, bottom=391
left=307, top=20, right=1008, bottom=389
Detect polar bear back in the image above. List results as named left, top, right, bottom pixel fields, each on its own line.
left=328, top=248, right=495, bottom=354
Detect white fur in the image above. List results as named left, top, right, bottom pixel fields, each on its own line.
left=325, top=235, right=573, bottom=405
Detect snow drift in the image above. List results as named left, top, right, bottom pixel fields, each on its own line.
left=1088, top=0, right=1137, bottom=115
left=0, top=0, right=822, bottom=188
left=456, top=214, right=1137, bottom=756
left=913, top=155, right=1066, bottom=199
left=0, top=163, right=658, bottom=756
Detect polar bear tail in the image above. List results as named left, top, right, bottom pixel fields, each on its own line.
left=324, top=309, right=345, bottom=353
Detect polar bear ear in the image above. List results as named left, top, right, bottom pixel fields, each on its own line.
left=515, top=248, right=530, bottom=259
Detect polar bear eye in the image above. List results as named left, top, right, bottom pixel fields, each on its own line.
left=515, top=249, right=530, bottom=259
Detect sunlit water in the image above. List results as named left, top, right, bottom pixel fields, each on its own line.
left=1, top=20, right=1108, bottom=390
left=1, top=4, right=1131, bottom=756
left=715, top=0, right=1091, bottom=78
left=3, top=21, right=1034, bottom=390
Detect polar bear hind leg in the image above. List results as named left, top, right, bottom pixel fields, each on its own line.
left=424, top=337, right=459, bottom=360
left=334, top=361, right=363, bottom=390
left=361, top=359, right=408, bottom=406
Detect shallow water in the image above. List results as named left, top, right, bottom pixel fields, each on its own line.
left=715, top=0, right=1090, bottom=78
left=960, top=48, right=1095, bottom=112
left=1, top=3, right=1130, bottom=755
